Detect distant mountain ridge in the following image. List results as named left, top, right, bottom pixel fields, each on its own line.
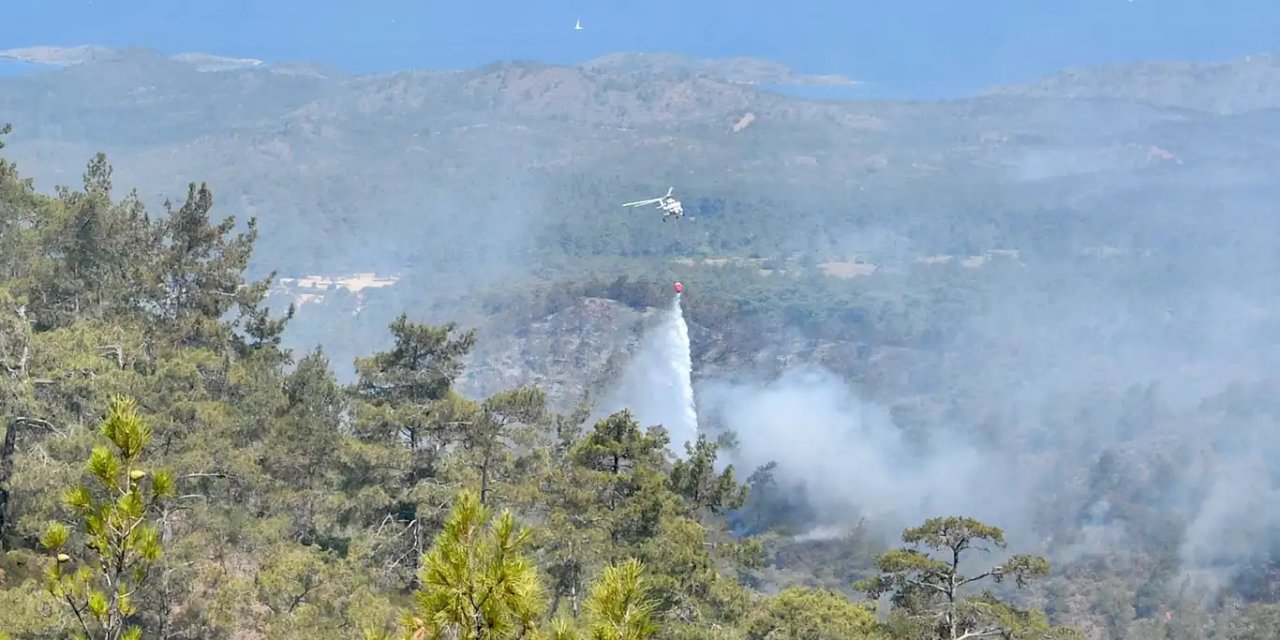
left=980, top=53, right=1280, bottom=114
left=579, top=52, right=859, bottom=86
left=10, top=43, right=1280, bottom=114
left=3, top=43, right=1279, bottom=423
left=0, top=44, right=855, bottom=86
left=0, top=44, right=1277, bottom=285
left=0, top=44, right=119, bottom=65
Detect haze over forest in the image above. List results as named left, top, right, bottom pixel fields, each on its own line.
left=2, top=43, right=1280, bottom=640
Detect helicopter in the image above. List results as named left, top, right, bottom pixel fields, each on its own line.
left=622, top=187, right=684, bottom=222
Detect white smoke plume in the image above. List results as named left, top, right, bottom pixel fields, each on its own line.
left=694, top=273, right=1280, bottom=594
left=698, top=365, right=1015, bottom=536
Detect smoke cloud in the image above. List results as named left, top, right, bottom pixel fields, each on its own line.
left=698, top=365, right=1019, bottom=537
left=695, top=253, right=1280, bottom=596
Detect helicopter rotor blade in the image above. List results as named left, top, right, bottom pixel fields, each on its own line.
left=621, top=197, right=663, bottom=207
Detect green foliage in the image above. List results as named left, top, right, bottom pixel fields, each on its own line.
left=580, top=559, right=661, bottom=640
left=743, top=586, right=886, bottom=640
left=0, top=561, right=68, bottom=638
left=856, top=516, right=1065, bottom=640
left=5, top=45, right=1280, bottom=640
left=0, top=137, right=1098, bottom=640
left=266, top=347, right=349, bottom=544
left=40, top=395, right=175, bottom=640
left=353, top=313, right=477, bottom=479
left=400, top=489, right=546, bottom=640
left=668, top=434, right=747, bottom=516
left=970, top=593, right=1084, bottom=640
left=464, top=386, right=549, bottom=506
left=569, top=410, right=673, bottom=550
left=356, top=314, right=477, bottom=407
left=538, top=410, right=755, bottom=637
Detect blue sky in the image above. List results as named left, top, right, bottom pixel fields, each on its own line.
left=3, top=0, right=1278, bottom=97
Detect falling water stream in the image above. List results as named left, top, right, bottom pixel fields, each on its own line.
left=667, top=292, right=699, bottom=444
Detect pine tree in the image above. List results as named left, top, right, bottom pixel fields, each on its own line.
left=743, top=586, right=886, bottom=640
left=581, top=559, right=661, bottom=640
left=40, top=395, right=176, bottom=640
left=467, top=387, right=547, bottom=506
left=855, top=516, right=1078, bottom=640
left=550, top=559, right=662, bottom=640
left=668, top=434, right=747, bottom=515
left=401, top=489, right=546, bottom=640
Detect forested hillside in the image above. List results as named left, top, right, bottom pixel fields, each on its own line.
left=0, top=127, right=1084, bottom=639
left=4, top=45, right=1280, bottom=640
left=6, top=46, right=1278, bottom=384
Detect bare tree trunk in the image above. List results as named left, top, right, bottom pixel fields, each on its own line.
left=949, top=545, right=960, bottom=640
left=0, top=418, right=19, bottom=544
left=480, top=456, right=491, bottom=507
left=570, top=561, right=581, bottom=620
